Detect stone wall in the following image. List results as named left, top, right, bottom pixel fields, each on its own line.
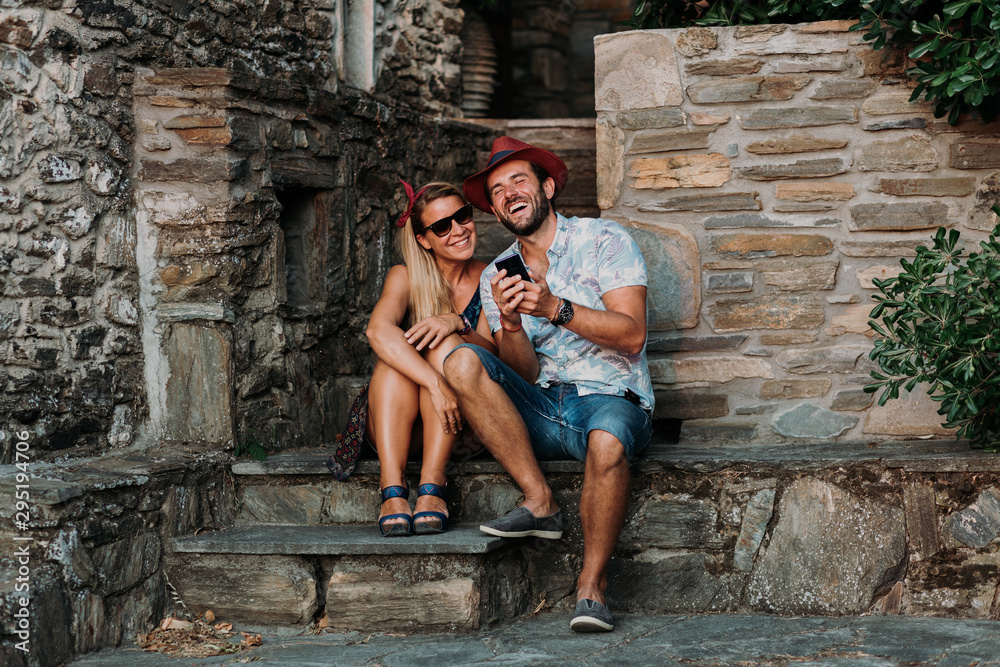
left=594, top=23, right=1000, bottom=444
left=0, top=454, right=233, bottom=667
left=0, top=1, right=484, bottom=460
left=132, top=67, right=488, bottom=452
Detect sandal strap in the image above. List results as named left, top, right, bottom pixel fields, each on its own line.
left=417, top=483, right=446, bottom=498
left=381, top=485, right=409, bottom=502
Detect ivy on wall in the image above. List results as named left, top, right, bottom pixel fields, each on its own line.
left=629, top=0, right=1000, bottom=124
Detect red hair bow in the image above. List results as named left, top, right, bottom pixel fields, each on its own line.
left=397, top=178, right=430, bottom=227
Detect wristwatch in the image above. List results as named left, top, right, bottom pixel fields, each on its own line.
left=550, top=298, right=574, bottom=326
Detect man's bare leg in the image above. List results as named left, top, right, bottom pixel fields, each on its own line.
left=576, top=429, right=630, bottom=605
left=443, top=347, right=557, bottom=517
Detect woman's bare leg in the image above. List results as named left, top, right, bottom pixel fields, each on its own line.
left=413, top=334, right=465, bottom=526
left=367, top=359, right=420, bottom=528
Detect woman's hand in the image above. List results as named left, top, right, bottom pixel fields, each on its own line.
left=429, top=381, right=463, bottom=435
left=405, top=313, right=463, bottom=351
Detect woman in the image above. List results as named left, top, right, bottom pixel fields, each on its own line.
left=331, top=180, right=495, bottom=536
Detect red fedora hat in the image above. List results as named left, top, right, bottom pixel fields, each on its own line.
left=463, top=136, right=568, bottom=212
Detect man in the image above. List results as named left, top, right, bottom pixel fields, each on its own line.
left=443, top=136, right=653, bottom=632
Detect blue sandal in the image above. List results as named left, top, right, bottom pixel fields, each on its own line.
left=378, top=485, right=413, bottom=537
left=413, top=483, right=449, bottom=534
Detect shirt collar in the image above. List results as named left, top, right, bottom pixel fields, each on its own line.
left=548, top=212, right=572, bottom=259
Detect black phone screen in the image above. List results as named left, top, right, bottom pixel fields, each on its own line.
left=494, top=254, right=532, bottom=282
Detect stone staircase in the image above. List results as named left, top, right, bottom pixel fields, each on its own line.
left=165, top=439, right=1000, bottom=633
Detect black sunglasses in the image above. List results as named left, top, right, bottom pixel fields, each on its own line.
left=416, top=204, right=474, bottom=237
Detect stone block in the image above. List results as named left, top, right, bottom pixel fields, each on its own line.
left=711, top=233, right=833, bottom=259
left=38, top=155, right=81, bottom=183
left=865, top=118, right=928, bottom=131
left=625, top=221, right=700, bottom=331
left=629, top=128, right=713, bottom=154
left=646, top=333, right=747, bottom=352
left=856, top=265, right=900, bottom=289
left=138, top=158, right=246, bottom=183
left=145, top=68, right=234, bottom=86
left=675, top=27, right=718, bottom=55
left=849, top=202, right=949, bottom=231
left=773, top=56, right=848, bottom=73
left=857, top=135, right=938, bottom=172
left=737, top=107, right=857, bottom=130
left=773, top=403, right=858, bottom=438
left=687, top=76, right=810, bottom=104
left=775, top=182, right=854, bottom=201
left=824, top=304, right=875, bottom=337
left=874, top=176, right=976, bottom=197
left=325, top=559, right=480, bottom=631
left=902, top=480, right=940, bottom=560
left=968, top=172, right=1000, bottom=231
left=861, top=91, right=934, bottom=116
left=945, top=488, right=1000, bottom=549
left=863, top=385, right=956, bottom=437
left=735, top=25, right=786, bottom=42
left=615, top=107, right=686, bottom=130
left=734, top=488, right=776, bottom=571
left=776, top=346, right=869, bottom=374
left=92, top=532, right=161, bottom=595
left=709, top=295, right=824, bottom=332
left=164, top=324, right=234, bottom=443
left=328, top=483, right=380, bottom=523
left=163, top=114, right=226, bottom=130
left=809, top=80, right=876, bottom=99
left=760, top=379, right=831, bottom=399
left=951, top=142, right=1000, bottom=169
left=759, top=332, right=817, bottom=346
left=840, top=240, right=923, bottom=258
left=797, top=20, right=856, bottom=32
left=168, top=553, right=318, bottom=624
left=773, top=202, right=837, bottom=212
left=595, top=117, right=624, bottom=210
left=689, top=112, right=731, bottom=125
left=608, top=552, right=742, bottom=612
left=175, top=127, right=233, bottom=145
left=239, top=485, right=326, bottom=525
left=72, top=591, right=107, bottom=653
left=737, top=158, right=848, bottom=180
left=685, top=57, right=762, bottom=76
left=621, top=496, right=723, bottom=549
left=703, top=213, right=795, bottom=229
left=150, top=96, right=196, bottom=107
left=679, top=421, right=758, bottom=442
left=653, top=390, right=729, bottom=420
left=746, top=134, right=847, bottom=155
left=705, top=271, right=753, bottom=293
left=595, top=32, right=682, bottom=111
left=629, top=154, right=731, bottom=189
left=639, top=192, right=761, bottom=213
left=755, top=258, right=838, bottom=291
left=735, top=403, right=775, bottom=415
left=904, top=551, right=1000, bottom=617
left=748, top=478, right=906, bottom=614
left=649, top=356, right=773, bottom=384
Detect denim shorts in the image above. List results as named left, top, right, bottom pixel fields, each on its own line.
left=448, top=344, right=652, bottom=463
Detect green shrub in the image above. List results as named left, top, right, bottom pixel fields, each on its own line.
left=866, top=206, right=1000, bottom=450
left=628, top=0, right=1000, bottom=124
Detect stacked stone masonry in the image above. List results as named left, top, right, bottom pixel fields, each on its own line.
left=0, top=0, right=484, bottom=459
left=594, top=23, right=1000, bottom=443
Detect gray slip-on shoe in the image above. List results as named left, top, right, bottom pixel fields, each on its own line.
left=570, top=598, right=614, bottom=632
left=479, top=505, right=563, bottom=539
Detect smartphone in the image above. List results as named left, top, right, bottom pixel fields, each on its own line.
left=494, top=254, right=532, bottom=282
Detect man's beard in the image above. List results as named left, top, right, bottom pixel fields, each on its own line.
left=499, top=189, right=550, bottom=237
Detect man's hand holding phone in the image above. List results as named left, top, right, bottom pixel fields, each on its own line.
left=491, top=254, right=559, bottom=325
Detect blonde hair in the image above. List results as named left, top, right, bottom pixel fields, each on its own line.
left=397, top=182, right=463, bottom=324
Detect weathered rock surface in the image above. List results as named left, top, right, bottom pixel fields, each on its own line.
left=747, top=478, right=906, bottom=613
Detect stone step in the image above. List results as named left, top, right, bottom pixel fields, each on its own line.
left=165, top=525, right=527, bottom=633
left=223, top=440, right=1000, bottom=622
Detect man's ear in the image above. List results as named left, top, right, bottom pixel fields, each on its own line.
left=543, top=176, right=556, bottom=200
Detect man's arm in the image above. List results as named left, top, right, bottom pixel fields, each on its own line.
left=488, top=270, right=541, bottom=382
left=512, top=274, right=647, bottom=356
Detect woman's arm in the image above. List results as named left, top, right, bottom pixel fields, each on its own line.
left=365, top=266, right=461, bottom=433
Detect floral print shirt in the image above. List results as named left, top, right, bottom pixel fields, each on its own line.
left=480, top=213, right=654, bottom=410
